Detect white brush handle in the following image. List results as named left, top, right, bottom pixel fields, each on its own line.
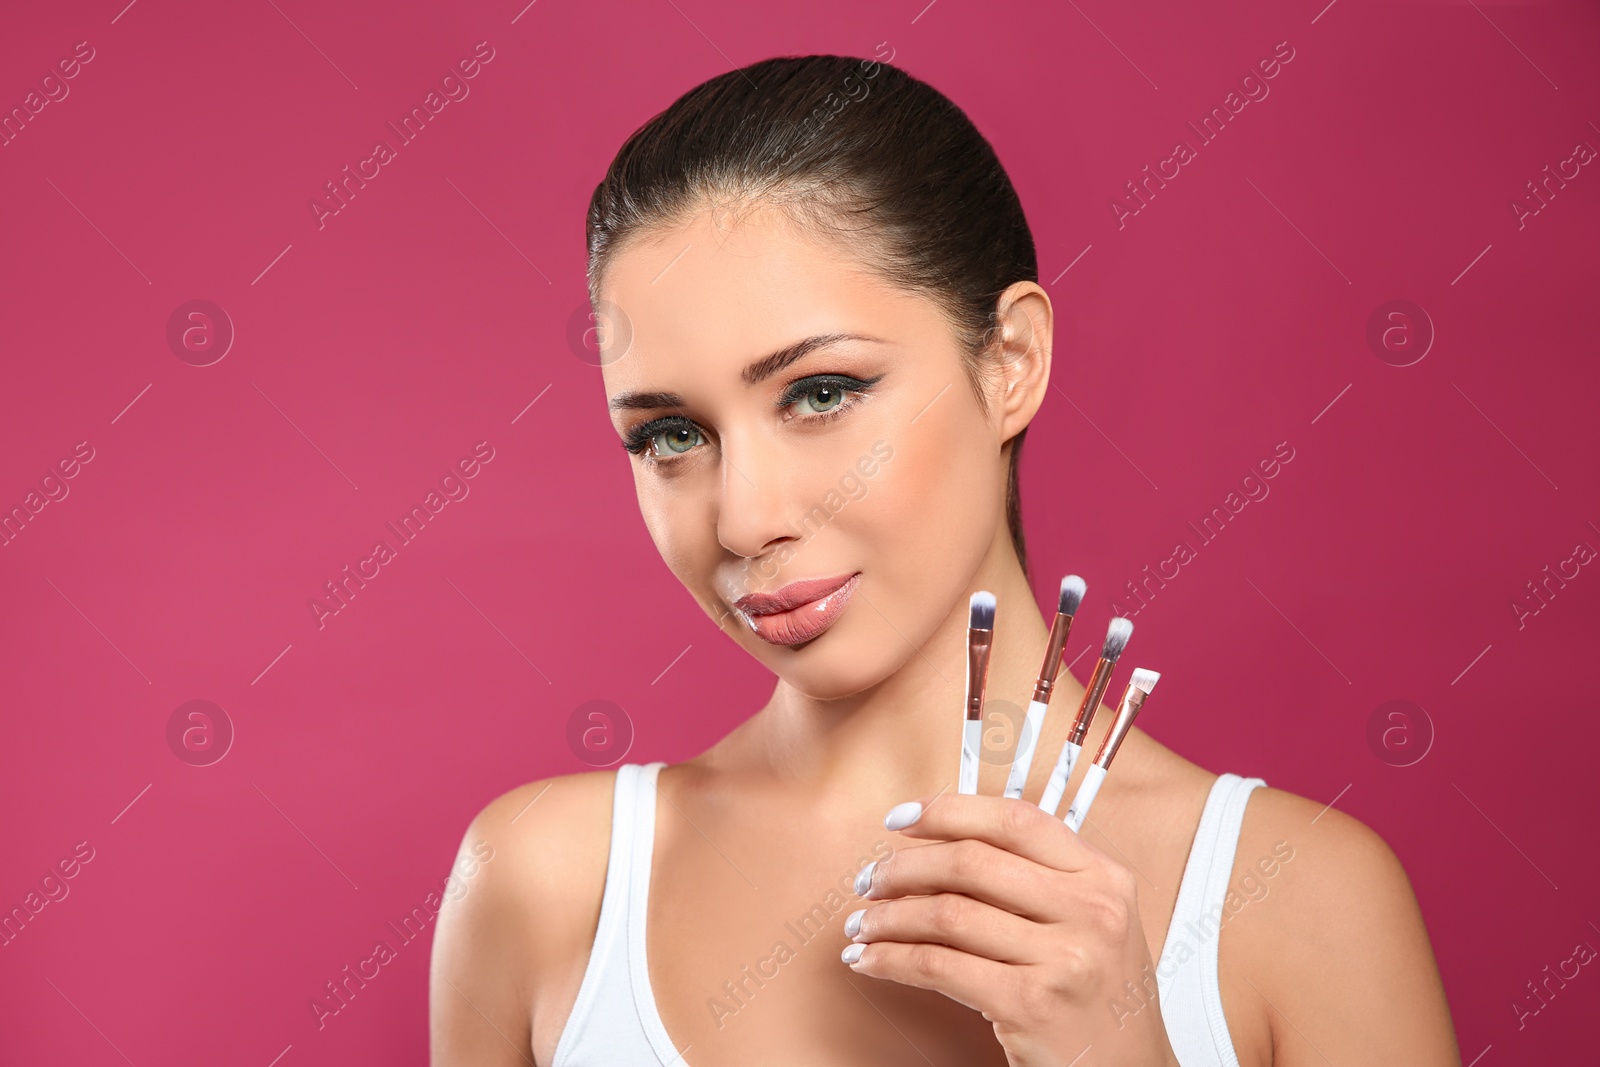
left=1064, top=763, right=1107, bottom=832
left=1003, top=699, right=1050, bottom=799
left=1037, top=739, right=1080, bottom=817
left=959, top=718, right=981, bottom=794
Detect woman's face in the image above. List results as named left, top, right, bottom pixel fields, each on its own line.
left=597, top=201, right=1029, bottom=700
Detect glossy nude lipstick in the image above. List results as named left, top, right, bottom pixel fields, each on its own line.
left=734, top=572, right=861, bottom=647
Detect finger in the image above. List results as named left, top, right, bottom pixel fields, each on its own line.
left=883, top=791, right=1093, bottom=874
left=857, top=839, right=1068, bottom=922
left=841, top=936, right=1029, bottom=1019
left=848, top=892, right=1046, bottom=966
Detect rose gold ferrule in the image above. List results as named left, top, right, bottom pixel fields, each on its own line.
left=1029, top=611, right=1074, bottom=705
left=1091, top=681, right=1150, bottom=770
left=1067, top=656, right=1117, bottom=746
left=965, top=626, right=994, bottom=721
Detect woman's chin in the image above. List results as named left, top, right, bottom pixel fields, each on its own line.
left=745, top=616, right=900, bottom=700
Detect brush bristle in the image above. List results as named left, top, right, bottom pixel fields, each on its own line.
left=969, top=590, right=996, bottom=630
left=1130, top=667, right=1160, bottom=694
left=1102, top=616, right=1133, bottom=660
left=1058, top=575, right=1086, bottom=615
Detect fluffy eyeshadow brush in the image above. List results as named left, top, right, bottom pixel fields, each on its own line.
left=1003, top=575, right=1088, bottom=800
left=960, top=590, right=997, bottom=795
left=1036, top=616, right=1133, bottom=816
left=1063, top=668, right=1160, bottom=832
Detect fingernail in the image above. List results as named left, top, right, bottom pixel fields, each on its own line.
left=853, top=860, right=876, bottom=896
left=840, top=943, right=865, bottom=964
left=844, top=907, right=865, bottom=938
left=884, top=801, right=923, bottom=830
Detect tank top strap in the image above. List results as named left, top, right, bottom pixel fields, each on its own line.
left=605, top=762, right=653, bottom=946
left=626, top=761, right=690, bottom=1065
left=551, top=761, right=665, bottom=1067
left=625, top=763, right=666, bottom=942
left=1157, top=772, right=1267, bottom=1067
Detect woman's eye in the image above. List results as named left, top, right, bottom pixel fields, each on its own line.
left=784, top=375, right=882, bottom=418
left=653, top=425, right=702, bottom=455
left=621, top=418, right=705, bottom=459
left=792, top=382, right=846, bottom=415
left=625, top=374, right=880, bottom=462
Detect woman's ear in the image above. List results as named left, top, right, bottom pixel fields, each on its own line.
left=990, top=283, right=1053, bottom=445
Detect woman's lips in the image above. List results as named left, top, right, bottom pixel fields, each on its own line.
left=734, top=572, right=861, bottom=647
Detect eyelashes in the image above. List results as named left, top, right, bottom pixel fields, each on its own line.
left=620, top=373, right=884, bottom=462
left=620, top=418, right=696, bottom=458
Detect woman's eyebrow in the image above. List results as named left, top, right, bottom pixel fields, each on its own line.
left=608, top=332, right=886, bottom=413
left=609, top=390, right=685, bottom=412
left=740, top=332, right=885, bottom=386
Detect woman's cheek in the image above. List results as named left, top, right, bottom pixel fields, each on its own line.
left=877, top=415, right=985, bottom=537
left=636, top=479, right=710, bottom=588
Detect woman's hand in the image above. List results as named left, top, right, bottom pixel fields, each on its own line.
left=841, top=791, right=1180, bottom=1067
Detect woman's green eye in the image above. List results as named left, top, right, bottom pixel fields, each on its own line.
left=625, top=374, right=877, bottom=459
left=796, top=384, right=844, bottom=414
left=656, top=426, right=702, bottom=454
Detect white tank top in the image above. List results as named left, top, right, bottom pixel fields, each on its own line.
left=550, top=761, right=1266, bottom=1067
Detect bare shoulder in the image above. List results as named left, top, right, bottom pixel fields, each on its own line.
left=457, top=769, right=619, bottom=919
left=1104, top=729, right=1222, bottom=861
left=429, top=769, right=619, bottom=1066
left=1222, top=786, right=1461, bottom=1066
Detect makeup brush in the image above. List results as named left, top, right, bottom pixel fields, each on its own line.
left=960, top=590, right=997, bottom=795
left=1003, top=575, right=1087, bottom=800
left=1063, top=668, right=1160, bottom=832
left=1037, top=616, right=1133, bottom=816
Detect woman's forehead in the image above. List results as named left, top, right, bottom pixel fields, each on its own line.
left=596, top=210, right=914, bottom=392
left=602, top=204, right=852, bottom=309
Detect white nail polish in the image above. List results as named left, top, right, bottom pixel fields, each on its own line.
left=884, top=801, right=923, bottom=830
left=853, top=860, right=876, bottom=896
left=844, top=908, right=865, bottom=938
left=841, top=943, right=865, bottom=964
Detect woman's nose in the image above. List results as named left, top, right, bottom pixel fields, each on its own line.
left=714, top=430, right=802, bottom=564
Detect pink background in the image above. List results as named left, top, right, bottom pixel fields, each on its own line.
left=2, top=0, right=1596, bottom=1063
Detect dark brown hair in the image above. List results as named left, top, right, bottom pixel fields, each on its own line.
left=585, top=53, right=1039, bottom=577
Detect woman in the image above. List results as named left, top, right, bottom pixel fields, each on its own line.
left=429, top=54, right=1460, bottom=1066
